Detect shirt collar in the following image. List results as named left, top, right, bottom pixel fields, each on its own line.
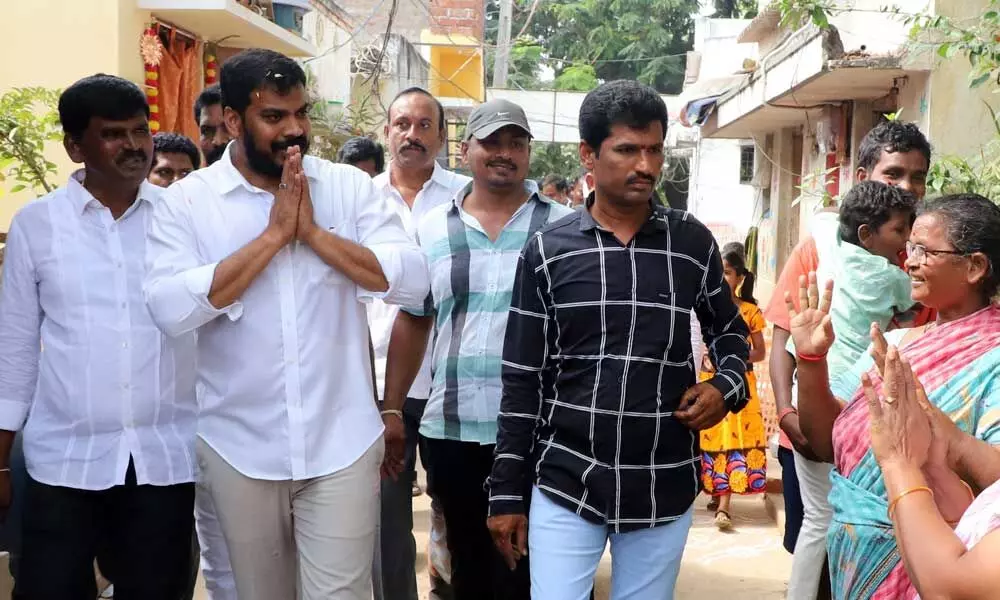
left=66, top=169, right=157, bottom=217
left=578, top=192, right=670, bottom=233
left=375, top=161, right=453, bottom=196
left=211, top=141, right=320, bottom=196
left=450, top=179, right=544, bottom=211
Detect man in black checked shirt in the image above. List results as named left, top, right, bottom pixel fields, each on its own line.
left=486, top=80, right=751, bottom=600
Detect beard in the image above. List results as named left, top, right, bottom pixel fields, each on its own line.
left=242, top=125, right=310, bottom=179
left=205, top=143, right=228, bottom=166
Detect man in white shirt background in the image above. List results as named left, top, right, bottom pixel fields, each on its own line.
left=368, top=87, right=470, bottom=600
left=144, top=49, right=429, bottom=600
left=0, top=74, right=198, bottom=599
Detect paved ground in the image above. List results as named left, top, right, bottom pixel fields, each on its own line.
left=187, top=478, right=791, bottom=600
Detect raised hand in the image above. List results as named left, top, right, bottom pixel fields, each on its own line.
left=864, top=346, right=931, bottom=468
left=267, top=146, right=303, bottom=245
left=785, top=272, right=835, bottom=359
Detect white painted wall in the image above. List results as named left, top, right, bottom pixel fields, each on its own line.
left=302, top=9, right=353, bottom=108
left=486, top=89, right=683, bottom=143
left=689, top=138, right=757, bottom=236
left=686, top=18, right=758, bottom=240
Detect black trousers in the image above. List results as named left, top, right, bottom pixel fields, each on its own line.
left=422, top=436, right=530, bottom=600
left=777, top=446, right=804, bottom=554
left=14, top=459, right=195, bottom=600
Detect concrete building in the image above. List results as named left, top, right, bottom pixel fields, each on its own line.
left=689, top=0, right=997, bottom=303
left=675, top=16, right=758, bottom=247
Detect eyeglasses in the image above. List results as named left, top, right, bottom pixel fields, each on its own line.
left=906, top=241, right=965, bottom=265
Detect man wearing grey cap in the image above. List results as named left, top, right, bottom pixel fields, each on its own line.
left=383, top=98, right=573, bottom=599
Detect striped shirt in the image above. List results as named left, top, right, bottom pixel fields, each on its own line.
left=406, top=183, right=573, bottom=444
left=487, top=201, right=750, bottom=532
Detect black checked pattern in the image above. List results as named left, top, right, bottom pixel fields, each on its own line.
left=487, top=203, right=750, bottom=533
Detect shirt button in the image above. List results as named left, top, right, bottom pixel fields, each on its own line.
left=122, top=382, right=129, bottom=390
left=122, top=341, right=129, bottom=349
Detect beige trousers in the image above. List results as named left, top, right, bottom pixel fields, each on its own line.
left=197, top=437, right=384, bottom=600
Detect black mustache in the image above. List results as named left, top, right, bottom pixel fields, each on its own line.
left=118, top=150, right=147, bottom=164
left=271, top=136, right=309, bottom=153
left=626, top=174, right=655, bottom=185
left=488, top=160, right=517, bottom=170
left=402, top=141, right=426, bottom=153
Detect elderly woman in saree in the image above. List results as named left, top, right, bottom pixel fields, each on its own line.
left=789, top=193, right=1000, bottom=599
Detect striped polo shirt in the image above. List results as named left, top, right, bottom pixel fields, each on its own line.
left=406, top=182, right=573, bottom=444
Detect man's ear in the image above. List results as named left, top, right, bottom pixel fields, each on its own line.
left=580, top=141, right=596, bottom=172
left=63, top=134, right=85, bottom=165
left=223, top=106, right=242, bottom=140
left=856, top=167, right=869, bottom=182
left=460, top=141, right=470, bottom=167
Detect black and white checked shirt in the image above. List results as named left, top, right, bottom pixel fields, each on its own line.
left=487, top=202, right=750, bottom=532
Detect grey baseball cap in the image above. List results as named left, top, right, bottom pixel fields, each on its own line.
left=464, top=99, right=532, bottom=141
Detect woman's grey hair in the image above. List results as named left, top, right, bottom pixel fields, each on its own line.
left=920, top=193, right=1000, bottom=299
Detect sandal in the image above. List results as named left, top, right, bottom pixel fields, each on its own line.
left=714, top=510, right=733, bottom=531
left=707, top=498, right=719, bottom=512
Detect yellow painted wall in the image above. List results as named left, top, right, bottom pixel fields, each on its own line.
left=0, top=0, right=150, bottom=230
left=927, top=0, right=995, bottom=159
left=421, top=33, right=484, bottom=102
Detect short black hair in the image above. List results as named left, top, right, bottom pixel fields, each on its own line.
left=195, top=84, right=222, bottom=122
left=921, top=193, right=1000, bottom=300
left=220, top=49, right=307, bottom=116
left=838, top=180, right=918, bottom=246
left=579, top=80, right=668, bottom=155
left=388, top=87, right=446, bottom=132
left=58, top=74, right=149, bottom=140
left=542, top=174, right=569, bottom=193
left=337, top=136, right=385, bottom=173
left=858, top=120, right=932, bottom=172
left=153, top=132, right=200, bottom=170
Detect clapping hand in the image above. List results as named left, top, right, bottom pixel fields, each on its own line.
left=267, top=146, right=304, bottom=245
left=863, top=346, right=932, bottom=468
left=785, top=272, right=835, bottom=359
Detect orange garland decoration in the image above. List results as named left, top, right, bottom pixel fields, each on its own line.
left=205, top=44, right=219, bottom=86
left=141, top=25, right=163, bottom=133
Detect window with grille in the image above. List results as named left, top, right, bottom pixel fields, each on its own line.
left=739, top=144, right=755, bottom=184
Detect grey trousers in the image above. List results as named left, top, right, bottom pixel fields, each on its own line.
left=198, top=437, right=384, bottom=600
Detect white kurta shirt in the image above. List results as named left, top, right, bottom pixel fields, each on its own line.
left=0, top=172, right=197, bottom=490
left=366, top=162, right=471, bottom=400
left=144, top=147, right=429, bottom=481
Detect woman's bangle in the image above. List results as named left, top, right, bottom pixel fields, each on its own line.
left=797, top=351, right=827, bottom=362
left=888, top=486, right=934, bottom=520
left=777, top=407, right=798, bottom=423
left=380, top=409, right=403, bottom=420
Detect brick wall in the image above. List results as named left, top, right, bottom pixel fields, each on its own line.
left=428, top=0, right=484, bottom=39
left=338, top=0, right=431, bottom=43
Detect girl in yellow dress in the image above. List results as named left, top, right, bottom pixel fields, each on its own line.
left=700, top=242, right=767, bottom=531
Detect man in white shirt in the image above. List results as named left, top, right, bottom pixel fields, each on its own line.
left=144, top=49, right=429, bottom=600
left=146, top=132, right=237, bottom=600
left=0, top=74, right=198, bottom=599
left=367, top=87, right=470, bottom=600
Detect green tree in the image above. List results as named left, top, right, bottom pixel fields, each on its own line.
left=529, top=142, right=581, bottom=180
left=0, top=87, right=62, bottom=196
